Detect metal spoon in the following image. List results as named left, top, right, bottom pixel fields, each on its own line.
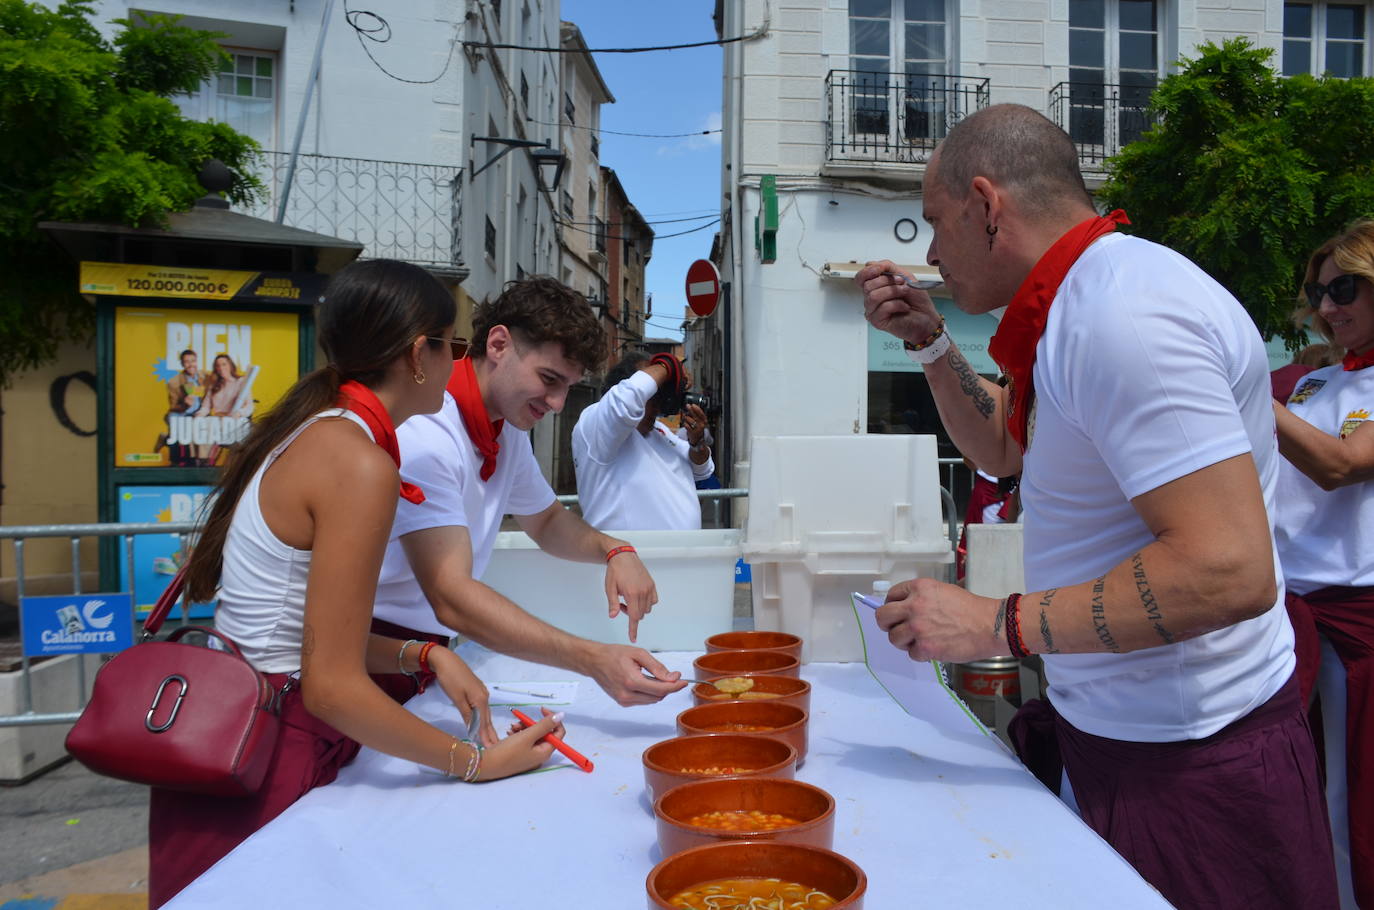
left=883, top=270, right=942, bottom=290
left=640, top=670, right=754, bottom=692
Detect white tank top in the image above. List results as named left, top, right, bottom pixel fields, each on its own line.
left=213, top=409, right=371, bottom=672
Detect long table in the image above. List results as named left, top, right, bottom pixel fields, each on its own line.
left=167, top=646, right=1171, bottom=908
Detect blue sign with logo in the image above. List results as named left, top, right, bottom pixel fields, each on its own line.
left=21, top=592, right=135, bottom=656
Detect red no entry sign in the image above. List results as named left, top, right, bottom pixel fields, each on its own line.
left=685, top=259, right=721, bottom=317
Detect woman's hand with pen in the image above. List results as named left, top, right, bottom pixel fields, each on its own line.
left=476, top=707, right=566, bottom=781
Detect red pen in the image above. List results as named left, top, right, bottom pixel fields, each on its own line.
left=510, top=708, right=594, bottom=773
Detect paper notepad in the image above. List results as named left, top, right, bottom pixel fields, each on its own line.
left=851, top=594, right=992, bottom=736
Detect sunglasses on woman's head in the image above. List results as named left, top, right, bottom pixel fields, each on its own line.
left=1304, top=273, right=1362, bottom=309
left=426, top=336, right=470, bottom=359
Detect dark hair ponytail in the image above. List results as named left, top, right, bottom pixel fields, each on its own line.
left=184, top=260, right=455, bottom=602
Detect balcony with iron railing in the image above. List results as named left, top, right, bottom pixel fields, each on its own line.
left=824, top=70, right=990, bottom=173
left=1048, top=82, right=1157, bottom=170
left=244, top=150, right=464, bottom=273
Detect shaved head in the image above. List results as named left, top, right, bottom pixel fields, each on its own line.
left=930, top=104, right=1094, bottom=221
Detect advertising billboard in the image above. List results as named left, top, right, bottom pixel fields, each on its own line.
left=117, top=485, right=216, bottom=617
left=113, top=305, right=299, bottom=468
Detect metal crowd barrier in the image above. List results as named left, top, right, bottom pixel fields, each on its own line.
left=0, top=477, right=967, bottom=730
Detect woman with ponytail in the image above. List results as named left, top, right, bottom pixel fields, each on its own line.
left=150, top=260, right=564, bottom=907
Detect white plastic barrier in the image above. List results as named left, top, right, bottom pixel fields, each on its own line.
left=963, top=522, right=1026, bottom=598
left=744, top=435, right=951, bottom=662
left=480, top=529, right=742, bottom=651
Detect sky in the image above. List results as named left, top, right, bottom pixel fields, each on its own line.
left=559, top=0, right=723, bottom=342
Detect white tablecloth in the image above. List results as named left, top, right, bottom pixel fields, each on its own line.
left=168, top=646, right=1170, bottom=908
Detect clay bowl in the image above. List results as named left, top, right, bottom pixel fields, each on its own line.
left=646, top=840, right=866, bottom=909
left=704, top=630, right=804, bottom=663
left=677, top=701, right=808, bottom=763
left=693, top=649, right=801, bottom=681
left=654, top=776, right=836, bottom=858
left=642, top=734, right=798, bottom=802
left=691, top=675, right=811, bottom=714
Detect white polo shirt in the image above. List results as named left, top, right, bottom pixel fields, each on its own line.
left=1274, top=364, right=1374, bottom=595
left=572, top=370, right=714, bottom=531
left=372, top=393, right=556, bottom=636
left=1022, top=233, right=1294, bottom=743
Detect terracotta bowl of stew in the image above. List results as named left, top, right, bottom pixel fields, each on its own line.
left=704, top=630, right=804, bottom=662
left=677, top=701, right=808, bottom=764
left=693, top=649, right=801, bottom=681
left=646, top=840, right=866, bottom=909
left=642, top=734, right=798, bottom=802
left=654, top=776, right=836, bottom=858
left=691, top=675, right=811, bottom=714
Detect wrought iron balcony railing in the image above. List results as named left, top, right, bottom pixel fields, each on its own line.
left=825, top=70, right=990, bottom=165
left=1048, top=82, right=1157, bottom=167
left=244, top=151, right=463, bottom=269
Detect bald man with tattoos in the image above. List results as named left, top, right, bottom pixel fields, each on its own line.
left=857, top=105, right=1336, bottom=909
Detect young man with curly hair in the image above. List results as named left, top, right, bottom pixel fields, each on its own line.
left=372, top=278, right=688, bottom=737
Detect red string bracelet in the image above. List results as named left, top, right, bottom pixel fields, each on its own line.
left=605, top=544, right=636, bottom=562
left=1004, top=592, right=1030, bottom=659
left=417, top=641, right=437, bottom=675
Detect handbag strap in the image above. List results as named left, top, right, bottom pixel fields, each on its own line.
left=142, top=565, right=190, bottom=638
left=164, top=624, right=250, bottom=660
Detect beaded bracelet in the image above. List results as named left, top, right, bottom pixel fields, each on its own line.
left=903, top=318, right=946, bottom=352
left=1004, top=592, right=1030, bottom=659
left=605, top=544, right=636, bottom=562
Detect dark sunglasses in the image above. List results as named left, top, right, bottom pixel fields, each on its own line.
left=425, top=336, right=470, bottom=360
left=1304, top=273, right=1362, bottom=309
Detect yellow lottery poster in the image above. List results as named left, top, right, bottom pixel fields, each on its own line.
left=114, top=307, right=300, bottom=468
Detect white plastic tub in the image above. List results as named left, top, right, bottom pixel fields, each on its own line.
left=480, top=529, right=742, bottom=651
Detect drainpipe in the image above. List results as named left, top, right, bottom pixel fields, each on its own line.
left=277, top=0, right=335, bottom=223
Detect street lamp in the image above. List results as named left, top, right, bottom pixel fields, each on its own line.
left=470, top=136, right=567, bottom=191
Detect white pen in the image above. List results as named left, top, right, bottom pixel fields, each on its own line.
left=493, top=685, right=557, bottom=698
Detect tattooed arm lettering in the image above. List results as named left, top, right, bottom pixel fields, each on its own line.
left=1090, top=575, right=1121, bottom=652
left=1131, top=552, right=1175, bottom=644
left=1037, top=588, right=1059, bottom=653
left=948, top=348, right=996, bottom=419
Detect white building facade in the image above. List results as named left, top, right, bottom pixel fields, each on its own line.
left=713, top=0, right=1338, bottom=488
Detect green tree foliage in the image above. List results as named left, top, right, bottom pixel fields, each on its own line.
left=0, top=1, right=260, bottom=384
left=1100, top=38, right=1374, bottom=349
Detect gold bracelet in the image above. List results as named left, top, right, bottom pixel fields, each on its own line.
left=460, top=739, right=482, bottom=782
left=445, top=738, right=460, bottom=778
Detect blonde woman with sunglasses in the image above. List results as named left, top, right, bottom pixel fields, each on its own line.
left=1272, top=219, right=1374, bottom=909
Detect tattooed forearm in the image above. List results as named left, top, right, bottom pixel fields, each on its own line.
left=949, top=348, right=996, bottom=419
left=992, top=597, right=1006, bottom=640
left=1090, top=575, right=1120, bottom=652
left=1131, top=552, right=1174, bottom=644
left=1037, top=588, right=1059, bottom=653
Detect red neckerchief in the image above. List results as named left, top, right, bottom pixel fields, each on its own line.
left=335, top=380, right=425, bottom=504
left=445, top=357, right=503, bottom=481
left=987, top=210, right=1131, bottom=451
left=1342, top=347, right=1374, bottom=371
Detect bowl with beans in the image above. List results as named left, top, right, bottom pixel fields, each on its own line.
left=643, top=734, right=799, bottom=802
left=653, top=777, right=837, bottom=858
left=704, top=630, right=804, bottom=663
left=677, top=701, right=808, bottom=764
left=691, top=675, right=811, bottom=714
left=694, top=649, right=801, bottom=681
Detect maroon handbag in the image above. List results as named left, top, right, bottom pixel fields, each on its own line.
left=65, top=567, right=284, bottom=797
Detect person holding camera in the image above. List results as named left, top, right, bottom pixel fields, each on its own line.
left=572, top=351, right=714, bottom=530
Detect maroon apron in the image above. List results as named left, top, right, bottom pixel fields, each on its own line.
left=1009, top=674, right=1339, bottom=909
left=1287, top=585, right=1374, bottom=908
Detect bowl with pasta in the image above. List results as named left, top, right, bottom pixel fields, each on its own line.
left=646, top=840, right=866, bottom=909
left=654, top=777, right=836, bottom=858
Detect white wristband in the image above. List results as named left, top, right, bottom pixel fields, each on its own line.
left=904, top=330, right=952, bottom=364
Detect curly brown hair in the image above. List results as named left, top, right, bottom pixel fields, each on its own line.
left=470, top=277, right=606, bottom=371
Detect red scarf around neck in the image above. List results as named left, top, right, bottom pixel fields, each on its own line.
left=1343, top=347, right=1374, bottom=371
left=987, top=210, right=1131, bottom=451
left=446, top=357, right=504, bottom=481
left=334, top=379, right=425, bottom=504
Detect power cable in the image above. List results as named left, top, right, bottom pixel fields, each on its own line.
left=527, top=117, right=721, bottom=139
left=555, top=217, right=720, bottom=241
left=558, top=213, right=720, bottom=227
left=343, top=4, right=766, bottom=85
